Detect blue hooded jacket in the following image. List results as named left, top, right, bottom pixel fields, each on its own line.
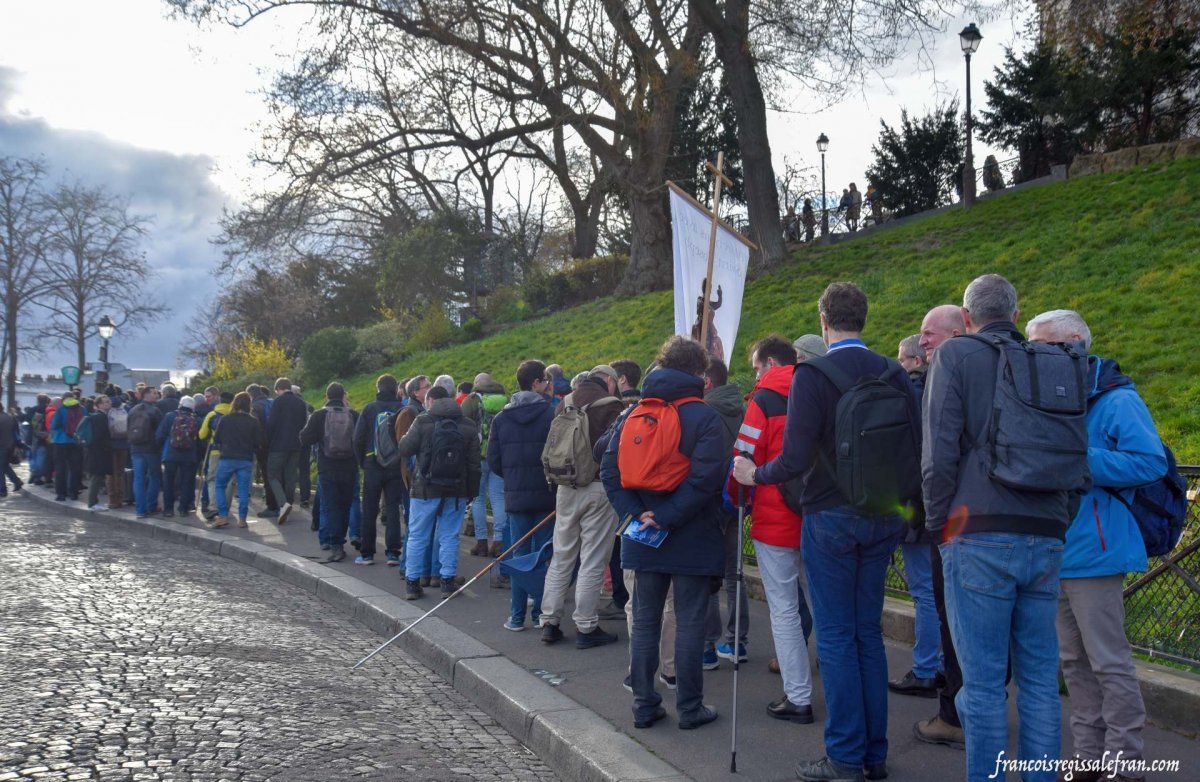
left=600, top=367, right=726, bottom=576
left=486, top=391, right=556, bottom=513
left=49, top=398, right=85, bottom=445
left=1062, top=357, right=1167, bottom=579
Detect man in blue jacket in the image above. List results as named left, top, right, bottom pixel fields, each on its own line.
left=602, top=336, right=727, bottom=732
left=1028, top=309, right=1165, bottom=782
left=487, top=360, right=557, bottom=631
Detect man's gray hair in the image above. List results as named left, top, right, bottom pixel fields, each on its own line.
left=963, top=274, right=1018, bottom=325
left=899, top=335, right=926, bottom=361
left=434, top=374, right=456, bottom=395
left=1027, top=309, right=1093, bottom=352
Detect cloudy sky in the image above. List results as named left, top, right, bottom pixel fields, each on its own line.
left=1, top=1, right=1024, bottom=376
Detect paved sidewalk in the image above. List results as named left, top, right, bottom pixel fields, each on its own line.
left=13, top=483, right=1199, bottom=781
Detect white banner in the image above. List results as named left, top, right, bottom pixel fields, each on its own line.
left=670, top=187, right=751, bottom=364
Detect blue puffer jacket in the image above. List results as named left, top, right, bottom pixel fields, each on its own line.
left=486, top=391, right=556, bottom=513
left=1062, top=358, right=1167, bottom=579
left=601, top=368, right=726, bottom=577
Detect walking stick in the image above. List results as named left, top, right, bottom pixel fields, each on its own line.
left=731, top=475, right=747, bottom=773
left=351, top=509, right=557, bottom=670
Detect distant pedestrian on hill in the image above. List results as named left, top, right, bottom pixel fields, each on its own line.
left=847, top=183, right=862, bottom=232
left=801, top=199, right=816, bottom=243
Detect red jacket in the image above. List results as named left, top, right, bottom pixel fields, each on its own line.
left=728, top=364, right=802, bottom=547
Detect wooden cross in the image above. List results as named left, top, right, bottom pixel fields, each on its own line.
left=699, top=152, right=732, bottom=352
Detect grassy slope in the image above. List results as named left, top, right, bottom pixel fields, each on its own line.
left=331, top=156, right=1200, bottom=461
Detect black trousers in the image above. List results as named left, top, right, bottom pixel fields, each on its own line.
left=360, top=463, right=405, bottom=558
left=54, top=443, right=83, bottom=500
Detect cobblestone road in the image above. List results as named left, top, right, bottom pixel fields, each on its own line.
left=0, top=497, right=559, bottom=782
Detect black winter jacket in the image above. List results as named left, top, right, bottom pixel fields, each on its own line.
left=267, top=391, right=308, bottom=452
left=215, top=412, right=264, bottom=461
left=486, top=392, right=556, bottom=513
left=354, top=391, right=404, bottom=469
left=299, top=401, right=360, bottom=479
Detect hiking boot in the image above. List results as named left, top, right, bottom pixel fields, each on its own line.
left=864, top=762, right=887, bottom=781
left=634, top=706, right=667, bottom=729
left=913, top=715, right=965, bottom=750
left=278, top=502, right=293, bottom=525
left=441, top=579, right=457, bottom=600
left=576, top=626, right=618, bottom=649
left=596, top=600, right=626, bottom=620
left=767, top=696, right=814, bottom=724
left=471, top=539, right=489, bottom=556
left=323, top=547, right=346, bottom=563
left=678, top=705, right=718, bottom=730
left=489, top=540, right=503, bottom=557
left=795, top=756, right=865, bottom=781
left=405, top=580, right=424, bottom=600
left=541, top=623, right=564, bottom=644
left=420, top=576, right=431, bottom=588
left=888, top=670, right=939, bottom=698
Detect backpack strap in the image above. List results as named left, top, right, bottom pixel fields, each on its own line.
left=805, top=356, right=855, bottom=395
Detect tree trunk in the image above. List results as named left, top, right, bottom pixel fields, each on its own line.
left=619, top=180, right=673, bottom=294
left=570, top=196, right=601, bottom=259
left=693, top=0, right=786, bottom=266
left=5, top=305, right=17, bottom=411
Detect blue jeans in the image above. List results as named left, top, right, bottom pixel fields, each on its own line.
left=803, top=506, right=904, bottom=767
left=406, top=497, right=467, bottom=580
left=942, top=532, right=1063, bottom=782
left=471, top=460, right=508, bottom=541
left=318, top=472, right=356, bottom=547
left=316, top=472, right=361, bottom=546
left=901, top=541, right=943, bottom=679
left=131, top=452, right=162, bottom=516
left=214, top=458, right=252, bottom=519
left=506, top=510, right=553, bottom=624
left=631, top=571, right=711, bottom=722
left=30, top=443, right=48, bottom=481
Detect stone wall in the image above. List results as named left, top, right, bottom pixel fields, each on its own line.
left=1069, top=137, right=1200, bottom=178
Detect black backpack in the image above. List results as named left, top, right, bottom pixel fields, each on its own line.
left=967, top=334, right=1089, bottom=493
left=373, top=410, right=402, bottom=468
left=1106, top=442, right=1188, bottom=558
left=424, top=417, right=467, bottom=491
left=807, top=357, right=922, bottom=515
left=127, top=403, right=154, bottom=446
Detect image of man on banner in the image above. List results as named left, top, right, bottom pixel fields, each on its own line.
left=691, top=278, right=724, bottom=360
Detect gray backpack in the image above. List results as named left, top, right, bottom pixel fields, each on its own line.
left=968, top=334, right=1089, bottom=493
left=322, top=406, right=355, bottom=459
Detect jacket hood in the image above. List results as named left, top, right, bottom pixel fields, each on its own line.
left=374, top=391, right=399, bottom=403
left=643, top=367, right=705, bottom=402
left=213, top=402, right=231, bottom=415
left=751, top=364, right=794, bottom=398
left=62, top=398, right=80, bottom=408
left=705, top=381, right=746, bottom=415
left=504, top=392, right=552, bottom=422
left=1088, top=356, right=1134, bottom=401
left=475, top=379, right=506, bottom=395
left=429, top=398, right=464, bottom=418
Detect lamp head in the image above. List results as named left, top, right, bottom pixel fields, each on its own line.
left=959, top=23, right=982, bottom=54
left=97, top=315, right=116, bottom=340
left=816, top=132, right=829, bottom=153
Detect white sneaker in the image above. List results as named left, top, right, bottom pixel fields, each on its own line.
left=278, top=502, right=293, bottom=525
left=88, top=504, right=105, bottom=511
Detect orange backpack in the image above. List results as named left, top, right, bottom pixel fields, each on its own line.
left=617, top=396, right=704, bottom=492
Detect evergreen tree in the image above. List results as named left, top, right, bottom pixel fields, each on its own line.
left=864, top=103, right=963, bottom=217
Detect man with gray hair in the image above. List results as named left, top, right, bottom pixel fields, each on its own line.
left=1028, top=309, right=1165, bottom=782
left=923, top=274, right=1090, bottom=781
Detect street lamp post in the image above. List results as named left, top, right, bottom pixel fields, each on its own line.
left=817, top=133, right=830, bottom=237
left=960, top=23, right=983, bottom=208
left=95, top=315, right=116, bottom=393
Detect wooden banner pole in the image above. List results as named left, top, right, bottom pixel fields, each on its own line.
left=700, top=151, right=732, bottom=352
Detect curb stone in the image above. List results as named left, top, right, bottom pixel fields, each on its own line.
left=21, top=488, right=692, bottom=782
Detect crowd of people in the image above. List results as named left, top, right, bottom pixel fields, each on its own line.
left=0, top=273, right=1169, bottom=782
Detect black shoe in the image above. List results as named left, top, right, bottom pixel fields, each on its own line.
left=795, top=756, right=866, bottom=782
left=300, top=500, right=310, bottom=509
left=767, top=696, right=814, bottom=724
left=576, top=626, right=618, bottom=649
left=257, top=509, right=279, bottom=518
left=204, top=509, right=219, bottom=521
left=864, top=761, right=888, bottom=780
left=405, top=580, right=424, bottom=600
left=541, top=623, right=564, bottom=644
left=888, top=670, right=939, bottom=698
left=350, top=537, right=361, bottom=551
left=441, top=579, right=456, bottom=600
left=634, top=706, right=667, bottom=729
left=678, top=705, right=718, bottom=730
left=12, top=482, right=22, bottom=492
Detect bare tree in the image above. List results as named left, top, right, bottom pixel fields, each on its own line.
left=0, top=156, right=54, bottom=410
left=38, top=182, right=164, bottom=371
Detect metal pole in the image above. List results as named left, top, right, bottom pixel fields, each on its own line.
left=820, top=153, right=828, bottom=237
left=351, top=509, right=557, bottom=670
left=963, top=52, right=976, bottom=208
left=730, top=479, right=746, bottom=773
left=95, top=338, right=109, bottom=393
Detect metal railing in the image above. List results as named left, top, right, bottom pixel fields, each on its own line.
left=882, top=466, right=1200, bottom=669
